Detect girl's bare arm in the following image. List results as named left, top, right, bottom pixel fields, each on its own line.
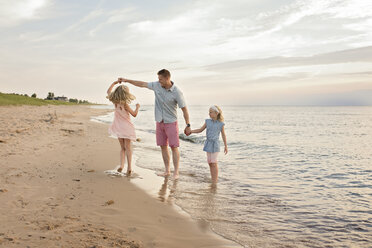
left=107, top=81, right=119, bottom=95
left=125, top=103, right=140, bottom=117
left=190, top=123, right=206, bottom=134
left=221, top=126, right=228, bottom=154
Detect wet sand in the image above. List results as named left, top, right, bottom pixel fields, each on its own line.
left=0, top=105, right=239, bottom=247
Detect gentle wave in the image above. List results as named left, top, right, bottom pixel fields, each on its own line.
left=179, top=133, right=206, bottom=144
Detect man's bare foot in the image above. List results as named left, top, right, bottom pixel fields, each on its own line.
left=156, top=171, right=171, bottom=177
left=126, top=170, right=132, bottom=176
left=117, top=167, right=123, bottom=173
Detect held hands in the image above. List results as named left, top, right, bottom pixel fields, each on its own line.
left=118, top=77, right=128, bottom=83
left=184, top=127, right=192, bottom=136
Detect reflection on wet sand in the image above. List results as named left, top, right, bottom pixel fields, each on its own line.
left=157, top=178, right=219, bottom=232
left=158, top=177, right=178, bottom=204
left=197, top=184, right=218, bottom=232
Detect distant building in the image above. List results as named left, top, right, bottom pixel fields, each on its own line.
left=54, top=96, right=68, bottom=102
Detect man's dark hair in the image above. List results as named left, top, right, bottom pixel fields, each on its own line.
left=157, top=69, right=171, bottom=78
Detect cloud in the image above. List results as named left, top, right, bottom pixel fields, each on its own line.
left=205, top=46, right=372, bottom=71
left=255, top=0, right=372, bottom=34
left=0, top=0, right=49, bottom=27
left=199, top=0, right=372, bottom=58
left=88, top=7, right=137, bottom=37
left=326, top=0, right=372, bottom=19
left=255, top=0, right=335, bottom=36
left=340, top=71, right=372, bottom=76
left=120, top=0, right=372, bottom=65
left=25, top=8, right=105, bottom=42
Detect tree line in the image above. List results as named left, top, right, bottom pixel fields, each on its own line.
left=9, top=92, right=91, bottom=104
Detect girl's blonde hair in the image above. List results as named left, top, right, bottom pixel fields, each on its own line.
left=211, top=105, right=224, bottom=122
left=107, top=85, right=135, bottom=104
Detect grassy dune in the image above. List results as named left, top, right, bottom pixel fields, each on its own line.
left=0, top=93, right=87, bottom=106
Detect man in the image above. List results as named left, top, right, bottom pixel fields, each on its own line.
left=118, top=69, right=191, bottom=179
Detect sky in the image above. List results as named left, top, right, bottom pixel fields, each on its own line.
left=1, top=0, right=372, bottom=105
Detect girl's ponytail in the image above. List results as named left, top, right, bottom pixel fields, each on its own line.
left=215, top=105, right=224, bottom=122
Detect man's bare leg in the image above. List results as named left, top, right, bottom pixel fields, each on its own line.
left=171, top=147, right=180, bottom=180
left=157, top=145, right=171, bottom=177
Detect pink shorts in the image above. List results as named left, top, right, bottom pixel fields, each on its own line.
left=156, top=121, right=179, bottom=148
left=207, top=152, right=219, bottom=163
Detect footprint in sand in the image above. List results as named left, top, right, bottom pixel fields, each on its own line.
left=104, top=166, right=126, bottom=177
left=104, top=166, right=140, bottom=178
left=104, top=200, right=115, bottom=206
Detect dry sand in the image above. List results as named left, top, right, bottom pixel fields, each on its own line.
left=0, top=105, right=239, bottom=248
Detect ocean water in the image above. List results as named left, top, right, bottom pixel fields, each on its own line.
left=92, top=105, right=372, bottom=248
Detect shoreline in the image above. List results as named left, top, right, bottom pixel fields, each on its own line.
left=0, top=105, right=240, bottom=247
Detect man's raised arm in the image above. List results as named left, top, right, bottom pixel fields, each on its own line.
left=118, top=78, right=148, bottom=88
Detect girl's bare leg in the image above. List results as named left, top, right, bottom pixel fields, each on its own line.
left=124, top=139, right=132, bottom=174
left=118, top=138, right=126, bottom=172
left=209, top=163, right=218, bottom=184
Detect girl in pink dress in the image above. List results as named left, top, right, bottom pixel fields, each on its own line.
left=107, top=81, right=140, bottom=174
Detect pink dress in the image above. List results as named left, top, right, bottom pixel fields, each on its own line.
left=108, top=104, right=136, bottom=141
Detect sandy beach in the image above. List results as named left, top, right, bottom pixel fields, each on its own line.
left=0, top=105, right=239, bottom=248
